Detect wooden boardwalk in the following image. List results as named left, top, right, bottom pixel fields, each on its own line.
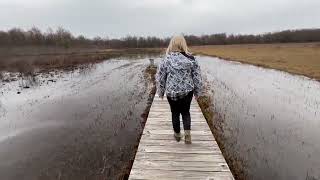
left=129, top=96, right=234, bottom=180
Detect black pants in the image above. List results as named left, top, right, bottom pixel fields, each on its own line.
left=167, top=91, right=193, bottom=133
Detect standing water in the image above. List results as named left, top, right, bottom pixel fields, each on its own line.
left=0, top=57, right=157, bottom=179
left=199, top=56, right=320, bottom=180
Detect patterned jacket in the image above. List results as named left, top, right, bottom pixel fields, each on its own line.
left=156, top=52, right=203, bottom=100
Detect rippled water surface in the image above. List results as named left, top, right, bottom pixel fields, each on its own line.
left=0, top=58, right=156, bottom=180
left=199, top=56, right=320, bottom=180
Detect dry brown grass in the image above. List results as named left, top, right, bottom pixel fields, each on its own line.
left=192, top=43, right=320, bottom=81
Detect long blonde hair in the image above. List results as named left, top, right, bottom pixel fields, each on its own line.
left=166, top=35, right=191, bottom=55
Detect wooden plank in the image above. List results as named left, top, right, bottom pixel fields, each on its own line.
left=140, top=134, right=214, bottom=141
left=147, top=115, right=206, bottom=119
left=139, top=139, right=216, bottom=145
left=149, top=112, right=202, bottom=114
left=142, top=130, right=212, bottom=135
left=132, top=160, right=229, bottom=168
left=137, top=146, right=222, bottom=154
left=129, top=96, right=234, bottom=180
left=134, top=153, right=226, bottom=162
left=138, top=142, right=219, bottom=148
left=143, top=124, right=209, bottom=130
left=131, top=161, right=230, bottom=172
left=145, top=121, right=208, bottom=125
left=145, top=120, right=208, bottom=124
left=130, top=169, right=234, bottom=180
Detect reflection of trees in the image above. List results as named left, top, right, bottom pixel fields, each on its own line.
left=19, top=72, right=38, bottom=88
left=0, top=99, right=7, bottom=119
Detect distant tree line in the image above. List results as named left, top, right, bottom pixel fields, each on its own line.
left=0, top=27, right=319, bottom=49
left=184, top=29, right=320, bottom=45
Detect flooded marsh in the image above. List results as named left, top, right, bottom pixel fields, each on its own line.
left=199, top=56, right=320, bottom=180
left=0, top=57, right=157, bottom=180
left=1, top=53, right=320, bottom=180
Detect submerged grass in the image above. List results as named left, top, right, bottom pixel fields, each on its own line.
left=120, top=64, right=157, bottom=179
left=197, top=93, right=247, bottom=180
left=192, top=43, right=320, bottom=81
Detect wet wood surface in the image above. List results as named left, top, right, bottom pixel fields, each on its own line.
left=129, top=96, right=234, bottom=180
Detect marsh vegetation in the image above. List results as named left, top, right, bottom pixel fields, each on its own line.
left=198, top=56, right=320, bottom=180
left=192, top=43, right=320, bottom=81
left=0, top=55, right=158, bottom=180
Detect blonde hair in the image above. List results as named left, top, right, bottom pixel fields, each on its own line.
left=166, top=35, right=191, bottom=55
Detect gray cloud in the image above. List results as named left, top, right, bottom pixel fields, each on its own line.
left=1, top=0, right=319, bottom=38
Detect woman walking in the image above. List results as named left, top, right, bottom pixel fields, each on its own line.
left=156, top=35, right=203, bottom=144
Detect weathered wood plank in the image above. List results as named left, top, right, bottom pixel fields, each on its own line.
left=131, top=160, right=229, bottom=167
left=129, top=96, right=234, bottom=180
left=138, top=146, right=222, bottom=154
left=131, top=161, right=230, bottom=172
left=145, top=121, right=207, bottom=124
left=139, top=139, right=216, bottom=145
left=143, top=124, right=209, bottom=130
left=140, top=134, right=215, bottom=141
left=130, top=169, right=234, bottom=180
left=147, top=115, right=206, bottom=120
left=142, top=130, right=212, bottom=135
left=134, top=153, right=226, bottom=162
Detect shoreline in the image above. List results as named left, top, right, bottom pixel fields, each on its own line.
left=197, top=52, right=320, bottom=82
left=192, top=43, right=320, bottom=81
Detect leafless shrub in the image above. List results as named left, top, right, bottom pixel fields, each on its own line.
left=14, top=60, right=35, bottom=75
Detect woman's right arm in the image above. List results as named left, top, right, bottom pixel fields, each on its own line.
left=156, top=59, right=167, bottom=98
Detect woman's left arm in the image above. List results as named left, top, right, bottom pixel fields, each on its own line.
left=156, top=59, right=167, bottom=98
left=191, top=59, right=203, bottom=97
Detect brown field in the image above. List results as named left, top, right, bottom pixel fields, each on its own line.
left=192, top=43, right=320, bottom=81
left=0, top=47, right=161, bottom=74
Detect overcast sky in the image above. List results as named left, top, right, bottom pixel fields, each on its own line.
left=0, top=0, right=319, bottom=38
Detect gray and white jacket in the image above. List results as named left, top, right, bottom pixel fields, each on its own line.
left=156, top=52, right=203, bottom=100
